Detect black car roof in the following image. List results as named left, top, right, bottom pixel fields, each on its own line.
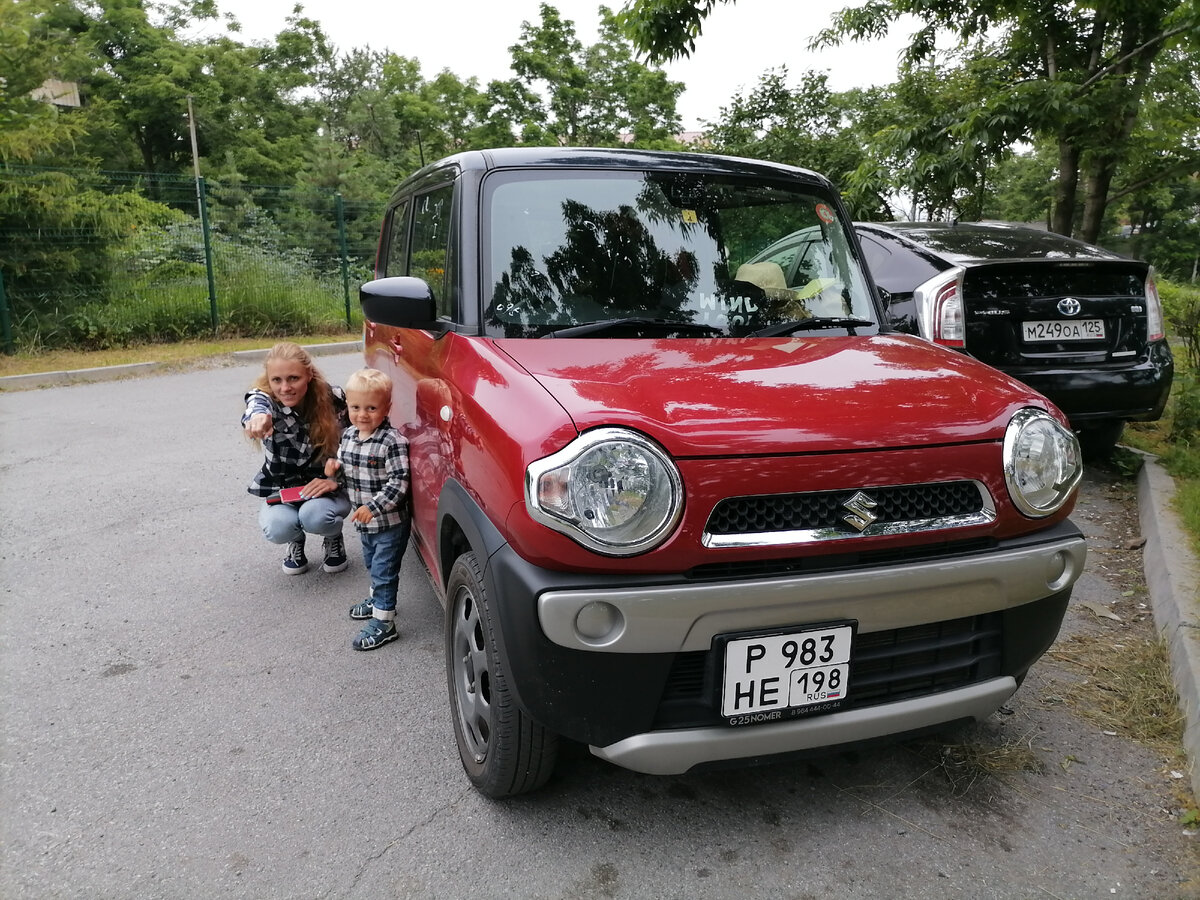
left=403, top=146, right=829, bottom=187
left=856, top=221, right=1123, bottom=265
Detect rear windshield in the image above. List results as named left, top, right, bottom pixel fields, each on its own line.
left=888, top=224, right=1114, bottom=262
left=481, top=170, right=877, bottom=338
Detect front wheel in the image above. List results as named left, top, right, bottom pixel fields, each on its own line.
left=445, top=551, right=558, bottom=798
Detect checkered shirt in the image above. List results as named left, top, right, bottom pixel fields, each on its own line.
left=335, top=419, right=410, bottom=533
left=242, top=386, right=347, bottom=497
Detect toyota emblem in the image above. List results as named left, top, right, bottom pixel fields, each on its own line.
left=1057, top=297, right=1082, bottom=316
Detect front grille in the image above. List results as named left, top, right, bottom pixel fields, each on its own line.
left=652, top=612, right=1004, bottom=730
left=706, top=481, right=984, bottom=536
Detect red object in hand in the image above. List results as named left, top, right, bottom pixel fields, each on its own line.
left=266, top=486, right=308, bottom=505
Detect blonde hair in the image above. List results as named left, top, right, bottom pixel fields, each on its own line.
left=345, top=368, right=393, bottom=398
left=250, top=342, right=341, bottom=457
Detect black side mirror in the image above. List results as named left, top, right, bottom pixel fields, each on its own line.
left=359, top=277, right=438, bottom=328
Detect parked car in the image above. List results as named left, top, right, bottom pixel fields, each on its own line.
left=359, top=147, right=1087, bottom=797
left=851, top=221, right=1173, bottom=459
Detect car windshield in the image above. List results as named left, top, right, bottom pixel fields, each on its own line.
left=482, top=169, right=878, bottom=338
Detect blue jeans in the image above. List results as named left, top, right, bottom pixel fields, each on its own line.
left=259, top=493, right=351, bottom=544
left=360, top=520, right=411, bottom=613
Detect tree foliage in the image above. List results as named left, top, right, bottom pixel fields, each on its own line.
left=505, top=3, right=683, bottom=146
left=815, top=0, right=1200, bottom=241
left=0, top=0, right=89, bottom=162
left=4, top=0, right=1197, bottom=353
left=622, top=0, right=1200, bottom=244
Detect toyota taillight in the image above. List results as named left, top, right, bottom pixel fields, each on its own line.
left=1145, top=268, right=1166, bottom=342
left=914, top=269, right=966, bottom=348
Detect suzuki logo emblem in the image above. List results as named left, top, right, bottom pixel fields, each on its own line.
left=842, top=491, right=879, bottom=532
left=1057, top=297, right=1082, bottom=316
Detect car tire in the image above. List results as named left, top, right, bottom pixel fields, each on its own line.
left=1076, top=420, right=1125, bottom=462
left=445, top=551, right=558, bottom=798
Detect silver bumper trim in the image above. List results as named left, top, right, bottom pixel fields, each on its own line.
left=590, top=677, right=1018, bottom=775
left=538, top=536, right=1086, bottom=653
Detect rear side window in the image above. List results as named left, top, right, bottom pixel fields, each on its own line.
left=858, top=231, right=944, bottom=293
left=410, top=186, right=455, bottom=318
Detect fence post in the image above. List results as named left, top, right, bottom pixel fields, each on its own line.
left=335, top=192, right=353, bottom=329
left=196, top=175, right=219, bottom=333
left=0, top=270, right=13, bottom=355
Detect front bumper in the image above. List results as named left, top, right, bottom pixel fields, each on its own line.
left=484, top=520, right=1085, bottom=754
left=593, top=677, right=1017, bottom=775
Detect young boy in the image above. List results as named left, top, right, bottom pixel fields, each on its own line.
left=325, top=368, right=411, bottom=650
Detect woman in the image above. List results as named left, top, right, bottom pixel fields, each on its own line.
left=241, top=342, right=351, bottom=575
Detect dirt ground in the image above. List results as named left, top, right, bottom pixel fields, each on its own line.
left=951, top=457, right=1200, bottom=896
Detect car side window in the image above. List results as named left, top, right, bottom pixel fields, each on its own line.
left=858, top=233, right=891, bottom=275
left=410, top=186, right=455, bottom=318
left=858, top=231, right=943, bottom=291
left=383, top=199, right=410, bottom=278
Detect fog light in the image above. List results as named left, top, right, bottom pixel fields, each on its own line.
left=1046, top=550, right=1071, bottom=590
left=575, top=601, right=623, bottom=644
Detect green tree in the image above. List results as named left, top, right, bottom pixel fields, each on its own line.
left=0, top=0, right=88, bottom=163
left=703, top=69, right=887, bottom=217
left=814, top=0, right=1200, bottom=242
left=506, top=3, right=683, bottom=146
left=840, top=52, right=1028, bottom=221
left=621, top=0, right=1200, bottom=242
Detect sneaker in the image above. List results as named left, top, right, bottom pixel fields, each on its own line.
left=352, top=618, right=398, bottom=651
left=349, top=600, right=374, bottom=620
left=282, top=538, right=308, bottom=575
left=322, top=533, right=348, bottom=574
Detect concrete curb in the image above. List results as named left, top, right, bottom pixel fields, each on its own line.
left=0, top=340, right=363, bottom=391
left=1138, top=453, right=1200, bottom=801
left=229, top=340, right=362, bottom=362
left=0, top=361, right=165, bottom=390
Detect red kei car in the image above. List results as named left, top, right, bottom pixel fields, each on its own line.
left=359, top=147, right=1087, bottom=798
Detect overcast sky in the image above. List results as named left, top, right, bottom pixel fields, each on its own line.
left=195, top=0, right=918, bottom=130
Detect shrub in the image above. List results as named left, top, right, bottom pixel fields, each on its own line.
left=1160, top=279, right=1200, bottom=371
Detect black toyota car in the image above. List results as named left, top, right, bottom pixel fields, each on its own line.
left=851, top=221, right=1173, bottom=458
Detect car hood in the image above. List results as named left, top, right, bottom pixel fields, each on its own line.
left=495, top=334, right=1046, bottom=457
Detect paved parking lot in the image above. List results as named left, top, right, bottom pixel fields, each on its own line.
left=1, top=353, right=1198, bottom=899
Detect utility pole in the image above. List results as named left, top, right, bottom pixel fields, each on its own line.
left=187, top=95, right=219, bottom=331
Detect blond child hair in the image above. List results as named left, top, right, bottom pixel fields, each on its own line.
left=344, top=367, right=393, bottom=399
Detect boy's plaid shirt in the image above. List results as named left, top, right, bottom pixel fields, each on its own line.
left=335, top=419, right=410, bottom=533
left=242, top=387, right=347, bottom=496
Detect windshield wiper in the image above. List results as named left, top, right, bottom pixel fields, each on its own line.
left=542, top=317, right=723, bottom=338
left=749, top=317, right=875, bottom=338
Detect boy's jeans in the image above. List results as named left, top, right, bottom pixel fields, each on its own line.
left=360, top=520, right=412, bottom=614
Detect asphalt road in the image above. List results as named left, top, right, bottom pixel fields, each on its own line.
left=2, top=352, right=1198, bottom=899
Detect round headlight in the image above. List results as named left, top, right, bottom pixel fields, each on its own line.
left=1003, top=408, right=1082, bottom=517
left=526, top=428, right=683, bottom=556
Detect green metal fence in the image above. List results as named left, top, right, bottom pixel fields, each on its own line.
left=0, top=166, right=384, bottom=353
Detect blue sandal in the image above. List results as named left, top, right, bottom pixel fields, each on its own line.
left=352, top=619, right=397, bottom=651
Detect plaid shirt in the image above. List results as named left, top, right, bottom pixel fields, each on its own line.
left=242, top=386, right=347, bottom=497
left=335, top=418, right=410, bottom=533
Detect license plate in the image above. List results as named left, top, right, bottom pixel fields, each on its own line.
left=1022, top=319, right=1105, bottom=341
left=720, top=623, right=854, bottom=721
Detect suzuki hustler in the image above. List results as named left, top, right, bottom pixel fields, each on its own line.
left=358, top=147, right=1087, bottom=798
